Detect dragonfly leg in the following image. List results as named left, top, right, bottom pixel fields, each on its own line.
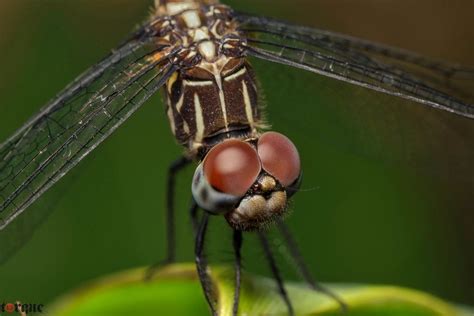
left=189, top=198, right=199, bottom=236
left=145, top=156, right=191, bottom=280
left=277, top=221, right=348, bottom=312
left=195, top=212, right=217, bottom=316
left=232, top=229, right=243, bottom=316
left=258, top=231, right=294, bottom=316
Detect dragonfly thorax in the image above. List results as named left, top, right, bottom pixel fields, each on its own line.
left=156, top=2, right=263, bottom=153
left=164, top=56, right=263, bottom=153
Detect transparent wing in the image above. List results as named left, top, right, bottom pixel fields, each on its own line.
left=0, top=20, right=178, bottom=230
left=234, top=12, right=474, bottom=119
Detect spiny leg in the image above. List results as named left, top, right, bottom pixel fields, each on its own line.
left=277, top=221, right=348, bottom=312
left=258, top=231, right=294, bottom=316
left=195, top=212, right=217, bottom=316
left=145, top=156, right=191, bottom=280
left=232, top=230, right=243, bottom=316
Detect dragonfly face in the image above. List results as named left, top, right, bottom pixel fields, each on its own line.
left=192, top=132, right=301, bottom=231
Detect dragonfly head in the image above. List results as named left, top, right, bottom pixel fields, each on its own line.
left=192, top=132, right=301, bottom=231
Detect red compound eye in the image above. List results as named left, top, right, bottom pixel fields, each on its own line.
left=257, top=132, right=301, bottom=186
left=203, top=139, right=261, bottom=196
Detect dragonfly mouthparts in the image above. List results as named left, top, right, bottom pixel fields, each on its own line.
left=225, top=174, right=288, bottom=231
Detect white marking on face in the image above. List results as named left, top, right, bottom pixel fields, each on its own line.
left=182, top=10, right=201, bottom=28
left=192, top=164, right=240, bottom=214
left=194, top=93, right=205, bottom=142
left=242, top=80, right=255, bottom=126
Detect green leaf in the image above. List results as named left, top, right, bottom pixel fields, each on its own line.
left=49, top=264, right=472, bottom=316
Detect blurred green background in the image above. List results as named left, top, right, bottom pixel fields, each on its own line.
left=0, top=0, right=473, bottom=311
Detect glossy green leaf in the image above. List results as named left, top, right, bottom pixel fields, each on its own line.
left=49, top=264, right=473, bottom=316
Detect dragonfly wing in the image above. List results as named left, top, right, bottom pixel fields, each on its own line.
left=0, top=20, right=178, bottom=230
left=234, top=12, right=474, bottom=119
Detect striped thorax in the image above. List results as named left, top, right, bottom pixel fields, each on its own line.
left=156, top=0, right=262, bottom=155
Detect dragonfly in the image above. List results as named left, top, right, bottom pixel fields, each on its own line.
left=1, top=0, right=474, bottom=315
